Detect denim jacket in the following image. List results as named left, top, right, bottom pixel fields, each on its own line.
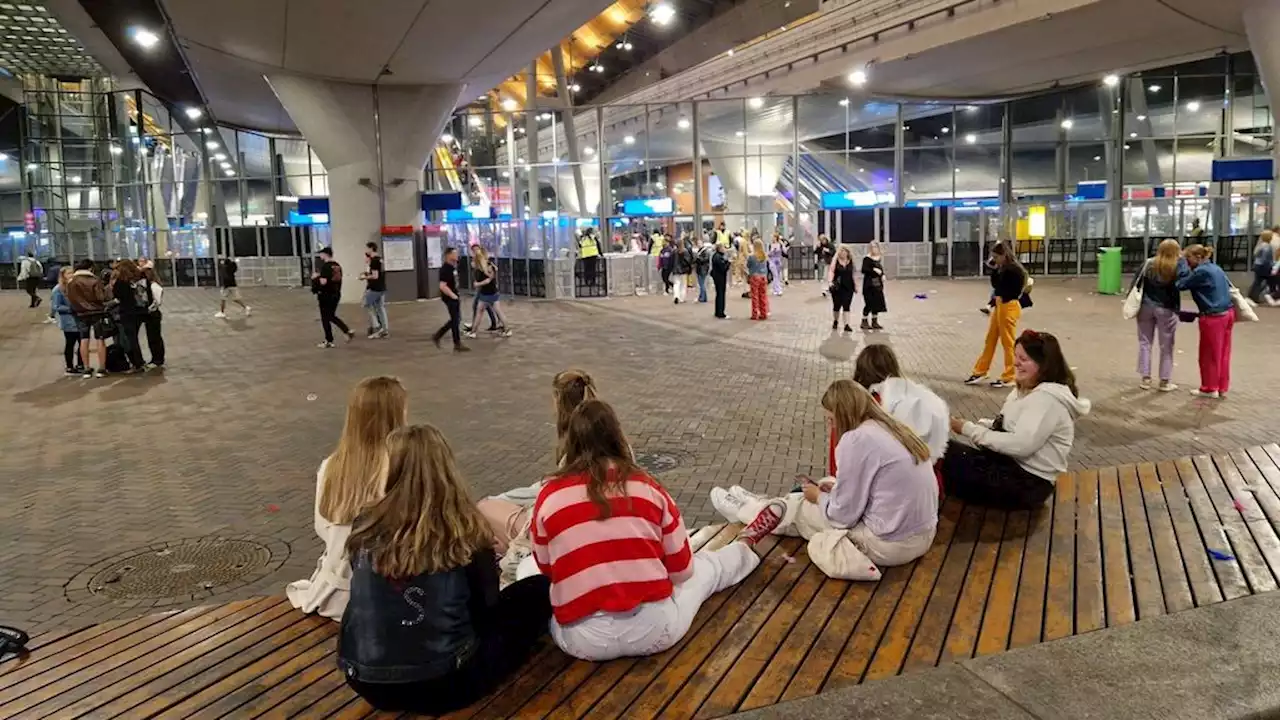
left=1175, top=260, right=1232, bottom=315
left=50, top=286, right=78, bottom=333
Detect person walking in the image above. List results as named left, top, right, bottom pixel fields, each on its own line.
left=466, top=246, right=512, bottom=338
left=312, top=247, right=353, bottom=348
left=860, top=240, right=887, bottom=330
left=361, top=241, right=389, bottom=338
left=1177, top=244, right=1234, bottom=399
left=1247, top=230, right=1275, bottom=304
left=815, top=236, right=835, bottom=297
left=139, top=266, right=166, bottom=369
left=50, top=267, right=83, bottom=375
left=215, top=257, right=251, bottom=319
left=693, top=236, right=712, bottom=303
left=747, top=238, right=770, bottom=320
left=1132, top=238, right=1183, bottom=392
left=966, top=242, right=1027, bottom=389
left=671, top=236, right=693, bottom=304
left=463, top=244, right=499, bottom=333
left=711, top=242, right=731, bottom=320
left=658, top=238, right=676, bottom=296
left=18, top=251, right=42, bottom=308
left=828, top=245, right=856, bottom=332
left=432, top=247, right=471, bottom=353
left=767, top=234, right=785, bottom=296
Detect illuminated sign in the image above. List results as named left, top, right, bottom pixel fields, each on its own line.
left=1027, top=206, right=1046, bottom=239
left=621, top=197, right=675, bottom=216
left=821, top=191, right=892, bottom=209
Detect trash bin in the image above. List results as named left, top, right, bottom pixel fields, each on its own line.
left=1097, top=246, right=1122, bottom=295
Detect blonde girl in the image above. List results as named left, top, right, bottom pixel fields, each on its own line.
left=747, top=237, right=770, bottom=320
left=467, top=245, right=512, bottom=338
left=286, top=376, right=407, bottom=620
left=1132, top=238, right=1184, bottom=390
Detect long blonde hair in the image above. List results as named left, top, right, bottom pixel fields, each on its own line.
left=835, top=245, right=853, bottom=266
left=821, top=379, right=929, bottom=464
left=553, top=369, right=598, bottom=458
left=346, top=425, right=492, bottom=577
left=472, top=245, right=492, bottom=273
left=58, top=266, right=73, bottom=289
left=868, top=240, right=883, bottom=259
left=751, top=238, right=767, bottom=263
left=1150, top=238, right=1181, bottom=283
left=319, top=376, right=407, bottom=524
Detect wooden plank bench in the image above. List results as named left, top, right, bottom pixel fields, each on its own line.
left=8, top=445, right=1280, bottom=719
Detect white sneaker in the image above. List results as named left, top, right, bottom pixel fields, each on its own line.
left=244, top=306, right=252, bottom=317
left=1190, top=389, right=1220, bottom=399
left=214, top=311, right=227, bottom=319
left=1265, top=294, right=1279, bottom=307
left=465, top=331, right=478, bottom=339
left=728, top=485, right=764, bottom=503
left=710, top=487, right=747, bottom=523
left=1158, top=382, right=1179, bottom=392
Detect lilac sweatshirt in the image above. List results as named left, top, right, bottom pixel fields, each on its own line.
left=818, top=421, right=939, bottom=542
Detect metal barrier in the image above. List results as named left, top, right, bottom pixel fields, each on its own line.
left=574, top=258, right=608, bottom=298
left=787, top=246, right=817, bottom=281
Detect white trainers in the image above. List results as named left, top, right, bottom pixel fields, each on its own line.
left=214, top=311, right=227, bottom=319
left=1190, top=389, right=1220, bottom=399
left=710, top=487, right=747, bottom=523
left=244, top=306, right=252, bottom=317
left=728, top=485, right=764, bottom=503
left=1158, top=382, right=1178, bottom=392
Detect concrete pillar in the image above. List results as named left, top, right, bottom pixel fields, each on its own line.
left=1243, top=0, right=1280, bottom=215
left=267, top=74, right=462, bottom=302
left=703, top=139, right=787, bottom=235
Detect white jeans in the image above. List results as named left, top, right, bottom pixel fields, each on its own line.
left=550, top=542, right=759, bottom=661
left=672, top=274, right=687, bottom=302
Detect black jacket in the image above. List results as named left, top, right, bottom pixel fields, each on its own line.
left=338, top=549, right=499, bottom=684
left=990, top=264, right=1027, bottom=303
left=674, top=248, right=694, bottom=275
left=711, top=251, right=731, bottom=281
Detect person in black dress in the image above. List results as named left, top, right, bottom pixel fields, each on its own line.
left=828, top=245, right=856, bottom=332
left=861, top=241, right=887, bottom=330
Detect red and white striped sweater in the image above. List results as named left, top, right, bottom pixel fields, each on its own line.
left=531, top=470, right=692, bottom=625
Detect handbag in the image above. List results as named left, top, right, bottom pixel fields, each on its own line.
left=1229, top=286, right=1259, bottom=322
left=1122, top=278, right=1144, bottom=320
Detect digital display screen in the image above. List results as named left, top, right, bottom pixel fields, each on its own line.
left=621, top=197, right=675, bottom=216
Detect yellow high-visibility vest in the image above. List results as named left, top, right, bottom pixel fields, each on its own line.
left=579, top=235, right=599, bottom=259
left=649, top=234, right=665, bottom=256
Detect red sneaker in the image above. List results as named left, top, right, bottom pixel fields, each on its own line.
left=737, top=500, right=786, bottom=546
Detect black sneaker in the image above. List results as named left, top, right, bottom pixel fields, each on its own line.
left=860, top=318, right=871, bottom=330
left=843, top=324, right=853, bottom=332
left=64, top=368, right=80, bottom=376
left=94, top=370, right=107, bottom=378
left=454, top=345, right=472, bottom=353
left=871, top=319, right=884, bottom=330
left=462, top=323, right=473, bottom=332
left=831, top=320, right=838, bottom=330
left=990, top=379, right=1009, bottom=389
left=344, top=331, right=355, bottom=344
left=964, top=375, right=985, bottom=385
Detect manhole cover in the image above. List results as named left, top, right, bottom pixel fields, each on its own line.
left=634, top=450, right=688, bottom=475
left=66, top=535, right=289, bottom=606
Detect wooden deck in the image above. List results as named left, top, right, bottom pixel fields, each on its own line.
left=7, top=446, right=1280, bottom=719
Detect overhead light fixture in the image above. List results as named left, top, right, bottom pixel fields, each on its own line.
left=206, top=141, right=219, bottom=150
left=501, top=98, right=518, bottom=112
left=1103, top=74, right=1119, bottom=88
left=638, top=160, right=645, bottom=165
left=965, top=133, right=977, bottom=144
left=184, top=106, right=203, bottom=119
left=220, top=161, right=232, bottom=169
left=468, top=115, right=483, bottom=127
left=1136, top=114, right=1147, bottom=121
left=838, top=98, right=850, bottom=107
left=70, top=175, right=81, bottom=183
left=854, top=145, right=863, bottom=151
left=130, top=27, right=160, bottom=49
left=501, top=170, right=511, bottom=178
left=201, top=127, right=213, bottom=134
left=26, top=163, right=38, bottom=171
left=592, top=63, right=605, bottom=73
left=650, top=2, right=676, bottom=26
left=275, top=195, right=299, bottom=203
left=1148, top=83, right=1161, bottom=93
left=213, top=152, right=227, bottom=161
left=940, top=127, right=950, bottom=134
left=1094, top=155, right=1102, bottom=161
left=748, top=97, right=764, bottom=109
left=1185, top=100, right=1201, bottom=112
left=848, top=69, right=868, bottom=86
left=1060, top=118, right=1074, bottom=130
left=539, top=112, right=553, bottom=121
left=570, top=83, right=581, bottom=92
left=515, top=126, right=525, bottom=134
left=583, top=146, right=595, bottom=156
left=965, top=105, right=979, bottom=113
left=109, top=145, right=123, bottom=155
left=440, top=132, right=453, bottom=143
left=1124, top=143, right=1131, bottom=150
left=735, top=130, right=745, bottom=137
left=1129, top=131, right=1138, bottom=138
left=623, top=135, right=635, bottom=145
left=677, top=117, right=691, bottom=130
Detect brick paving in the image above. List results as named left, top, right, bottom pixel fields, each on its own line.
left=0, top=274, right=1272, bottom=634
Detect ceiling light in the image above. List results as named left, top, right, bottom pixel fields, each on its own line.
left=1136, top=114, right=1147, bottom=121
left=650, top=2, right=676, bottom=26
left=501, top=170, right=511, bottom=178
left=1094, top=155, right=1102, bottom=161
left=1124, top=143, right=1131, bottom=150
left=501, top=98, right=518, bottom=112
left=220, top=161, right=231, bottom=169
left=1185, top=100, right=1200, bottom=112
left=1129, top=131, right=1138, bottom=138
left=1060, top=118, right=1074, bottom=130
left=965, top=105, right=979, bottom=113
left=583, top=147, right=595, bottom=156
left=539, top=112, right=552, bottom=121
left=677, top=117, right=691, bottom=130
left=940, top=127, right=949, bottom=134
left=206, top=141, right=219, bottom=150
left=515, top=126, right=525, bottom=133
left=854, top=145, right=863, bottom=151
left=184, top=106, right=202, bottom=119
left=109, top=145, right=123, bottom=155
left=638, top=160, right=645, bottom=165
left=26, top=163, right=37, bottom=171
left=838, top=98, right=850, bottom=107
left=1103, top=74, right=1119, bottom=88
left=130, top=27, right=159, bottom=49
left=1148, top=84, right=1161, bottom=93
left=440, top=132, right=453, bottom=143
left=593, top=63, right=605, bottom=73
left=70, top=175, right=81, bottom=183
left=570, top=83, right=581, bottom=92
left=468, top=115, right=483, bottom=127
left=848, top=69, right=867, bottom=86
left=623, top=135, right=635, bottom=145
left=964, top=133, right=977, bottom=144
left=748, top=97, right=764, bottom=109
left=224, top=169, right=235, bottom=177
left=201, top=127, right=213, bottom=135
left=735, top=130, right=745, bottom=137
left=0, top=153, right=7, bottom=161
left=213, top=153, right=227, bottom=161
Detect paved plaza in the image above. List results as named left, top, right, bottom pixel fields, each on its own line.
left=0, top=273, right=1274, bottom=635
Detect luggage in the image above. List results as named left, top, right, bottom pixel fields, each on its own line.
left=105, top=343, right=131, bottom=373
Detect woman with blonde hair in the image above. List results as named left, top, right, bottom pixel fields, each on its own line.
left=287, top=376, right=407, bottom=620
left=827, top=244, right=856, bottom=331
left=50, top=266, right=83, bottom=375
left=339, top=425, right=552, bottom=714
left=713, top=380, right=938, bottom=579
left=1131, top=238, right=1186, bottom=391
left=467, top=245, right=512, bottom=338
left=747, top=237, right=771, bottom=320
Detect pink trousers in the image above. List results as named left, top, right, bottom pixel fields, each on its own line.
left=1196, top=308, right=1235, bottom=393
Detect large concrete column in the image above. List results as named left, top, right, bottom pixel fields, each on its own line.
left=702, top=139, right=787, bottom=235
left=1244, top=0, right=1280, bottom=213
left=267, top=75, right=463, bottom=302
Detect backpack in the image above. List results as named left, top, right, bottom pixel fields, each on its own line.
left=105, top=343, right=130, bottom=373
left=133, top=279, right=154, bottom=310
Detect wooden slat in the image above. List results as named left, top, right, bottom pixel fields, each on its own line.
left=294, top=687, right=362, bottom=719
left=902, top=505, right=984, bottom=671
left=1043, top=473, right=1077, bottom=641
left=1073, top=470, right=1105, bottom=634
left=0, top=612, right=181, bottom=692
left=443, top=643, right=563, bottom=720
left=1217, top=453, right=1280, bottom=584
left=1098, top=465, right=1136, bottom=626
left=0, top=597, right=266, bottom=717
left=1175, top=457, right=1249, bottom=600
left=143, top=620, right=336, bottom=719
left=974, top=510, right=1028, bottom=657
left=226, top=648, right=338, bottom=718
left=14, top=598, right=294, bottom=720
left=940, top=509, right=1005, bottom=662
left=258, top=671, right=348, bottom=720
left=1137, top=462, right=1194, bottom=613
left=738, top=577, right=848, bottom=710
left=1194, top=455, right=1278, bottom=594
left=1156, top=460, right=1223, bottom=607
left=1240, top=447, right=1280, bottom=535
left=829, top=498, right=961, bottom=687
left=1008, top=503, right=1052, bottom=648
left=557, top=535, right=787, bottom=720
left=1119, top=463, right=1165, bottom=619
left=777, top=582, right=874, bottom=702
left=692, top=561, right=826, bottom=718
left=688, top=524, right=727, bottom=553
left=328, top=696, right=378, bottom=720
left=630, top=538, right=809, bottom=720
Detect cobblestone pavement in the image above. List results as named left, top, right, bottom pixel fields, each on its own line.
left=0, top=274, right=1272, bottom=633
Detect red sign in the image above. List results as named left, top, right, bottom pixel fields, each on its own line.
left=24, top=211, right=35, bottom=232
left=380, top=225, right=415, bottom=235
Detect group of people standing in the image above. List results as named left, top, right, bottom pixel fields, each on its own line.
left=817, top=235, right=889, bottom=332
left=50, top=258, right=165, bottom=376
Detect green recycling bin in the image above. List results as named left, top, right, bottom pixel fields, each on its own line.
left=1097, top=246, right=1122, bottom=295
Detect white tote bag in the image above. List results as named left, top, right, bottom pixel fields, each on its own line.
left=1122, top=280, right=1144, bottom=320
left=1230, top=286, right=1259, bottom=322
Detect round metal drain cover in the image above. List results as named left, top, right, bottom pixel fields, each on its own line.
left=66, top=535, right=289, bottom=607
left=634, top=450, right=688, bottom=475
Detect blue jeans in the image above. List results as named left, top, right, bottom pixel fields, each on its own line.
left=363, top=290, right=388, bottom=332
left=470, top=294, right=498, bottom=328
left=696, top=273, right=708, bottom=302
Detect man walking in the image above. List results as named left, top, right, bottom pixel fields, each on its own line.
left=18, top=251, right=42, bottom=308
left=360, top=241, right=389, bottom=338
left=312, top=247, right=353, bottom=348
left=431, top=247, right=470, bottom=352
left=710, top=241, right=731, bottom=320
left=215, top=256, right=251, bottom=318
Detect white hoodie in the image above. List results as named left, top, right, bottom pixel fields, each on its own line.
left=960, top=382, right=1091, bottom=482
left=870, top=377, right=949, bottom=463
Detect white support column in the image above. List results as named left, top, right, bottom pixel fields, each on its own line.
left=1244, top=0, right=1280, bottom=215
left=267, top=75, right=462, bottom=303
